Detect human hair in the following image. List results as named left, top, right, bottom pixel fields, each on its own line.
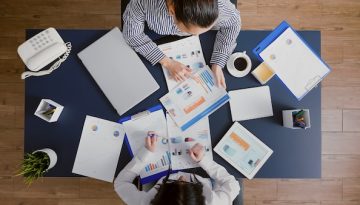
left=150, top=171, right=205, bottom=205
left=171, top=0, right=219, bottom=28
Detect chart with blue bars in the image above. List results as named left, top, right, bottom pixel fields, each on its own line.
left=144, top=151, right=171, bottom=173
left=199, top=70, right=215, bottom=91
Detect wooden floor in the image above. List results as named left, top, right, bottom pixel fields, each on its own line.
left=0, top=0, right=359, bottom=204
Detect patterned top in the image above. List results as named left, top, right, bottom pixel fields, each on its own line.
left=123, top=0, right=241, bottom=68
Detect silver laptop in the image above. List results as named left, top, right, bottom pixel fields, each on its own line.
left=78, top=27, right=159, bottom=115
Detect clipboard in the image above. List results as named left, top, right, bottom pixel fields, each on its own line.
left=118, top=105, right=175, bottom=184
left=252, top=21, right=331, bottom=100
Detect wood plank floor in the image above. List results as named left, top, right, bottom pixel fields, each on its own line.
left=0, top=0, right=359, bottom=204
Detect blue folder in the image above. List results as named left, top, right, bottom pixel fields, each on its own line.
left=252, top=21, right=331, bottom=100
left=118, top=104, right=176, bottom=184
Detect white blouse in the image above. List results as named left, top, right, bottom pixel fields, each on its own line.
left=114, top=147, right=240, bottom=205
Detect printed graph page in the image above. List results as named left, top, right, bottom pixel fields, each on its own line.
left=160, top=66, right=229, bottom=131
left=159, top=36, right=207, bottom=91
left=122, top=109, right=170, bottom=179
left=166, top=115, right=212, bottom=170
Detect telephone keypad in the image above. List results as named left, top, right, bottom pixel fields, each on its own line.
left=30, top=30, right=56, bottom=51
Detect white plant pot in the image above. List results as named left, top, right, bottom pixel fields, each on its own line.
left=33, top=148, right=57, bottom=171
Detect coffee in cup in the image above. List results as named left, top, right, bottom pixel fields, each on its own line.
left=227, top=51, right=252, bottom=78
left=233, top=57, right=248, bottom=71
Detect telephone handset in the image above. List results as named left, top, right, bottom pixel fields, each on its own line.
left=18, top=27, right=72, bottom=79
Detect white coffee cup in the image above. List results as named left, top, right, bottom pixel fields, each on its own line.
left=227, top=51, right=252, bottom=78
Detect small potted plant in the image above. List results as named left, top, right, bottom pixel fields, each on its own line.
left=17, top=148, right=57, bottom=185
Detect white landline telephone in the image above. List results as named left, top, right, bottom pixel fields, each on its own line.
left=17, top=27, right=72, bottom=79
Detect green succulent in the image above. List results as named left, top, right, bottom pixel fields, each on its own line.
left=17, top=152, right=50, bottom=185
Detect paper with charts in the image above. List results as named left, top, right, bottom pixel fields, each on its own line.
left=160, top=66, right=229, bottom=131
left=72, top=116, right=125, bottom=182
left=166, top=114, right=213, bottom=170
left=214, top=122, right=273, bottom=179
left=159, top=36, right=207, bottom=91
left=122, top=109, right=170, bottom=180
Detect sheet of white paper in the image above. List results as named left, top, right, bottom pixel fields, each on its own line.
left=229, top=86, right=273, bottom=121
left=260, top=28, right=330, bottom=99
left=214, top=122, right=273, bottom=179
left=159, top=36, right=207, bottom=91
left=122, top=109, right=170, bottom=179
left=72, top=116, right=125, bottom=182
left=166, top=115, right=213, bottom=170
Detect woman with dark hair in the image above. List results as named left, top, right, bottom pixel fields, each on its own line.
left=123, top=0, right=241, bottom=89
left=114, top=132, right=240, bottom=205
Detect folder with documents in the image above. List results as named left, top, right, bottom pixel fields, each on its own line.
left=253, top=21, right=331, bottom=100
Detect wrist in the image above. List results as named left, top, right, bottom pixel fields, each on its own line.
left=198, top=156, right=212, bottom=167
left=159, top=57, right=171, bottom=68
left=137, top=147, right=155, bottom=162
left=211, top=64, right=222, bottom=71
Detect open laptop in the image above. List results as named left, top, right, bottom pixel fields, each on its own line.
left=78, top=27, right=159, bottom=116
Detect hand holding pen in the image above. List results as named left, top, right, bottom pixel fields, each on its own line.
left=189, top=143, right=205, bottom=163
left=145, top=131, right=158, bottom=152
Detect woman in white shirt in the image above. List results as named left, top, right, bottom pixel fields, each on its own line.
left=114, top=131, right=240, bottom=205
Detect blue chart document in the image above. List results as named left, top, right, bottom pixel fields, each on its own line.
left=160, top=66, right=229, bottom=131
left=166, top=114, right=213, bottom=170
left=119, top=105, right=171, bottom=184
left=159, top=36, right=207, bottom=91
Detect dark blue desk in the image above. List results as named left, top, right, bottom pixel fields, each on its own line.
left=25, top=29, right=321, bottom=178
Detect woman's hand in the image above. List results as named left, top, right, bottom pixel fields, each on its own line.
left=189, top=143, right=205, bottom=163
left=211, top=64, right=226, bottom=89
left=160, top=57, right=192, bottom=82
left=145, top=131, right=158, bottom=152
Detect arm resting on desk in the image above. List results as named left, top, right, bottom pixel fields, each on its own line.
left=199, top=157, right=241, bottom=205
left=114, top=147, right=154, bottom=204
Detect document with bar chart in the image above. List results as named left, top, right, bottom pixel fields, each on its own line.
left=166, top=114, right=213, bottom=170
left=160, top=66, right=229, bottom=131
left=158, top=35, right=207, bottom=91
left=214, top=122, right=273, bottom=179
left=142, top=151, right=171, bottom=179
left=120, top=107, right=171, bottom=184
